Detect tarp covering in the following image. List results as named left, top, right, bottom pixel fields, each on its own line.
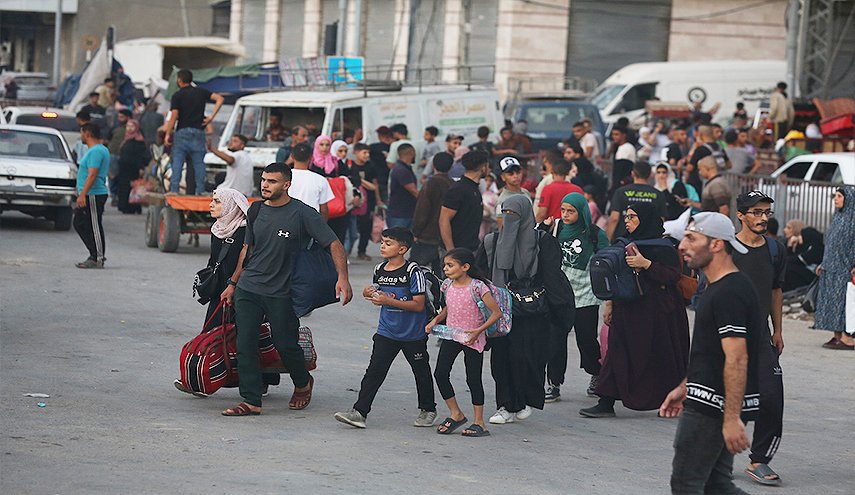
left=165, top=64, right=277, bottom=99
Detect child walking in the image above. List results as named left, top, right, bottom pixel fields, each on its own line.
left=427, top=248, right=501, bottom=437
left=334, top=227, right=437, bottom=428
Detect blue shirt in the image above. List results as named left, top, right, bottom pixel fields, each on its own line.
left=77, top=144, right=110, bottom=195
left=373, top=261, right=427, bottom=341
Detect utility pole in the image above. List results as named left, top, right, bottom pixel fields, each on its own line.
left=353, top=0, right=363, bottom=56
left=785, top=0, right=800, bottom=97
left=336, top=0, right=347, bottom=55
left=52, top=0, right=62, bottom=85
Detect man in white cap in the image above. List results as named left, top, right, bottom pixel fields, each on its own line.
left=495, top=155, right=530, bottom=229
left=662, top=212, right=764, bottom=495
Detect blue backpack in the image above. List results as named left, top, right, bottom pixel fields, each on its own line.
left=589, top=237, right=675, bottom=301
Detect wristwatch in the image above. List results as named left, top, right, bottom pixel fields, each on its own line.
left=227, top=279, right=237, bottom=287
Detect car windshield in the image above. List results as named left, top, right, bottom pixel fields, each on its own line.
left=590, top=84, right=625, bottom=111
left=15, top=77, right=50, bottom=86
left=0, top=129, right=68, bottom=160
left=229, top=104, right=326, bottom=148
left=521, top=105, right=599, bottom=134
left=16, top=114, right=79, bottom=132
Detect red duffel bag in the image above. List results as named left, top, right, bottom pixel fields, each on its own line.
left=178, top=302, right=317, bottom=396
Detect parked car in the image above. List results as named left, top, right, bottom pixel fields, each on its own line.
left=509, top=100, right=605, bottom=152
left=0, top=72, right=56, bottom=101
left=771, top=152, right=854, bottom=184
left=0, top=124, right=77, bottom=230
left=3, top=106, right=81, bottom=147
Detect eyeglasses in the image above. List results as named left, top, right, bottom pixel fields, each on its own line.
left=624, top=213, right=639, bottom=220
left=745, top=209, right=774, bottom=218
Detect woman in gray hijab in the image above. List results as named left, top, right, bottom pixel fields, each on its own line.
left=476, top=194, right=575, bottom=424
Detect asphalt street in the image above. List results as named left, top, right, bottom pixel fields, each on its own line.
left=1, top=207, right=853, bottom=495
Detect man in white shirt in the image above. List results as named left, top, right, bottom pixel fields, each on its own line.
left=612, top=126, right=637, bottom=162
left=573, top=121, right=600, bottom=160
left=208, top=134, right=255, bottom=197
left=287, top=142, right=335, bottom=220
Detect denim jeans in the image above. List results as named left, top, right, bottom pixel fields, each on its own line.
left=171, top=127, right=207, bottom=194
left=670, top=408, right=749, bottom=495
left=386, top=216, right=412, bottom=229
left=344, top=215, right=359, bottom=254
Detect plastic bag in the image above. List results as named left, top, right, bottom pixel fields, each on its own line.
left=802, top=279, right=819, bottom=313
left=598, top=323, right=609, bottom=365
left=371, top=209, right=386, bottom=243
left=846, top=280, right=855, bottom=336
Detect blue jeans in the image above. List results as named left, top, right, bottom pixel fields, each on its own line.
left=343, top=215, right=359, bottom=254
left=171, top=127, right=207, bottom=194
left=386, top=216, right=412, bottom=229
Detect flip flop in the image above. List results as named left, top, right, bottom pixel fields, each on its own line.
left=436, top=416, right=468, bottom=434
left=289, top=375, right=314, bottom=410
left=462, top=423, right=491, bottom=437
left=745, top=464, right=781, bottom=486
left=222, top=402, right=261, bottom=416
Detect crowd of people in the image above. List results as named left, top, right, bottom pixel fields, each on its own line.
left=69, top=70, right=855, bottom=494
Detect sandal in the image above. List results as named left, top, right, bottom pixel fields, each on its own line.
left=289, top=375, right=314, bottom=410
left=436, top=416, right=468, bottom=434
left=745, top=463, right=781, bottom=486
left=222, top=402, right=261, bottom=416
left=461, top=423, right=491, bottom=437
left=821, top=337, right=840, bottom=349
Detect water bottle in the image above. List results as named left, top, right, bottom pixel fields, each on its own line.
left=430, top=324, right=466, bottom=342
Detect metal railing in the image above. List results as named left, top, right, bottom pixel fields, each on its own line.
left=722, top=172, right=841, bottom=232
left=230, top=62, right=497, bottom=96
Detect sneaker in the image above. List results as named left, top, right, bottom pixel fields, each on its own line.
left=413, top=409, right=437, bottom=427
left=358, top=254, right=372, bottom=261
left=489, top=407, right=515, bottom=424
left=579, top=403, right=616, bottom=418
left=544, top=384, right=561, bottom=403
left=262, top=385, right=270, bottom=397
left=587, top=375, right=599, bottom=397
left=515, top=406, right=532, bottom=421
left=334, top=409, right=367, bottom=429
left=76, top=258, right=104, bottom=269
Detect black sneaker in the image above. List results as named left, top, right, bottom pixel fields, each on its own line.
left=586, top=375, right=599, bottom=397
left=544, top=384, right=561, bottom=403
left=579, top=402, right=616, bottom=418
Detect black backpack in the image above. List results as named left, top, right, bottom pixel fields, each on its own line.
left=589, top=237, right=675, bottom=301
left=412, top=262, right=444, bottom=319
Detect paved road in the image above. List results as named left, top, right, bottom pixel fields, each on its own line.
left=1, top=208, right=853, bottom=494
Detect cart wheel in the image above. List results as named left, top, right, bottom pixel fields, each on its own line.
left=157, top=206, right=181, bottom=252
left=145, top=205, right=162, bottom=248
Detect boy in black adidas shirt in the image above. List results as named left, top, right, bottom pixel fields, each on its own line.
left=662, top=213, right=764, bottom=495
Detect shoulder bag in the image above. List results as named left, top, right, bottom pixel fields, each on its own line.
left=193, top=237, right=235, bottom=305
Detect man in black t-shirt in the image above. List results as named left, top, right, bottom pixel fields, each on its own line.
left=161, top=69, right=225, bottom=194
left=439, top=151, right=488, bottom=252
left=732, top=191, right=786, bottom=486
left=369, top=126, right=394, bottom=203
left=606, top=161, right=667, bottom=240
left=690, top=125, right=731, bottom=172
left=220, top=162, right=352, bottom=416
left=663, top=212, right=764, bottom=495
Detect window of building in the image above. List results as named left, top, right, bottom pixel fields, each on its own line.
left=211, top=1, right=231, bottom=38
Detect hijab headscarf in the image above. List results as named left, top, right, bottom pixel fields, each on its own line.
left=823, top=186, right=855, bottom=273
left=625, top=201, right=679, bottom=266
left=312, top=135, right=338, bottom=175
left=625, top=201, right=665, bottom=241
left=493, top=194, right=539, bottom=285
left=210, top=188, right=249, bottom=239
left=121, top=119, right=145, bottom=148
left=654, top=163, right=676, bottom=192
left=557, top=192, right=598, bottom=269
left=331, top=139, right=348, bottom=158
left=785, top=219, right=806, bottom=237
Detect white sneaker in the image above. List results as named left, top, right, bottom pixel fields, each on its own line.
left=489, top=407, right=515, bottom=424
left=515, top=406, right=532, bottom=421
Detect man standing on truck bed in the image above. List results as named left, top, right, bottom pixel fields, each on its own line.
left=160, top=69, right=225, bottom=195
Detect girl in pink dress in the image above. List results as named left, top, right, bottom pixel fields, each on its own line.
left=427, top=248, right=501, bottom=437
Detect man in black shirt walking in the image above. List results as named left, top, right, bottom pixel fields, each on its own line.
left=219, top=163, right=353, bottom=416
left=439, top=151, right=488, bottom=252
left=732, top=191, right=786, bottom=486
left=161, top=69, right=225, bottom=195
left=663, top=212, right=763, bottom=495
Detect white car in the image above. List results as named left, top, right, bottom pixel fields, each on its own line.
left=3, top=106, right=81, bottom=149
left=0, top=124, right=77, bottom=230
left=771, top=152, right=854, bottom=185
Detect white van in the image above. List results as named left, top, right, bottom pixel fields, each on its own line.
left=205, top=85, right=504, bottom=171
left=590, top=60, right=786, bottom=125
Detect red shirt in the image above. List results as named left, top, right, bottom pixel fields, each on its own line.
left=539, top=180, right=584, bottom=219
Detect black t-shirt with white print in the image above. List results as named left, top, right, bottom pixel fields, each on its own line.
left=685, top=271, right=764, bottom=420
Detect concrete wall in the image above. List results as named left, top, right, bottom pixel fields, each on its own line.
left=668, top=0, right=787, bottom=61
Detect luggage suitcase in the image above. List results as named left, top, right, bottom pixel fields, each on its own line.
left=178, top=303, right=318, bottom=395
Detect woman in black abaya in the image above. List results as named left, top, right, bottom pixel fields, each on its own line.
left=579, top=202, right=689, bottom=417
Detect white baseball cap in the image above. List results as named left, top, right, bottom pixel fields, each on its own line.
left=687, top=212, right=748, bottom=254
left=499, top=156, right=522, bottom=172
